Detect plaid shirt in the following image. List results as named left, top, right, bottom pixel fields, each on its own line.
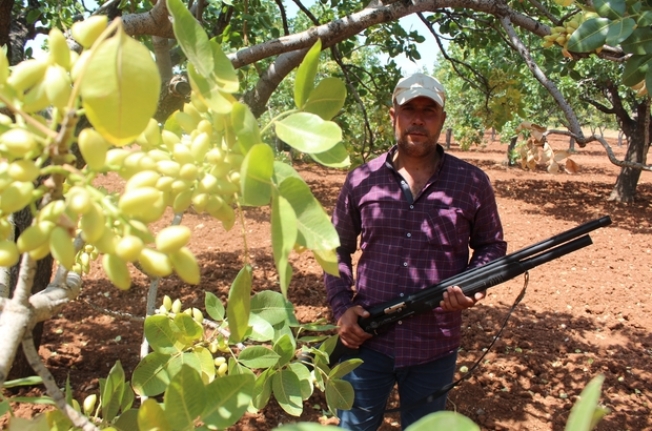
left=324, top=145, right=507, bottom=367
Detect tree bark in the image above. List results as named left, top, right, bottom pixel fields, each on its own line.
left=445, top=128, right=452, bottom=150
left=608, top=134, right=649, bottom=202
left=507, top=135, right=518, bottom=166
left=7, top=209, right=53, bottom=380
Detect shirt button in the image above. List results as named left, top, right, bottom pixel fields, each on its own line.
left=398, top=321, right=403, bottom=325
left=399, top=293, right=404, bottom=297
left=406, top=233, right=411, bottom=238
left=409, top=205, right=414, bottom=209
left=403, top=262, right=408, bottom=267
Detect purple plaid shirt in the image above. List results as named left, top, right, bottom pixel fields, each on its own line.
left=324, top=145, right=507, bottom=367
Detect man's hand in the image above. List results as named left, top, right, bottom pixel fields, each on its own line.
left=337, top=306, right=373, bottom=349
left=440, top=286, right=485, bottom=311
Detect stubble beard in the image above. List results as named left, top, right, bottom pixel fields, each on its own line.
left=395, top=128, right=439, bottom=158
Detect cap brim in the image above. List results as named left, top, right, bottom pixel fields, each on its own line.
left=395, top=88, right=444, bottom=107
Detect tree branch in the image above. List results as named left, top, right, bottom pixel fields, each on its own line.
left=498, top=15, right=586, bottom=145
left=121, top=0, right=174, bottom=38
left=22, top=329, right=99, bottom=431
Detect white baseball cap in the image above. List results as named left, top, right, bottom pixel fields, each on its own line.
left=392, top=73, right=446, bottom=108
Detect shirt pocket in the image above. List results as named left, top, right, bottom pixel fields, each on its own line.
left=424, top=207, right=469, bottom=251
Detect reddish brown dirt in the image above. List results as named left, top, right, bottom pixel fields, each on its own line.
left=3, top=135, right=652, bottom=431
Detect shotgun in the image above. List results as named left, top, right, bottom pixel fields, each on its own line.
left=326, top=215, right=612, bottom=365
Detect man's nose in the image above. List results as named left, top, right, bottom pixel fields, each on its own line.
left=411, top=111, right=427, bottom=124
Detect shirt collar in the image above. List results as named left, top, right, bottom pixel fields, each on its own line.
left=384, top=144, right=445, bottom=172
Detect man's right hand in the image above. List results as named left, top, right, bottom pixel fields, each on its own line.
left=337, top=306, right=373, bottom=349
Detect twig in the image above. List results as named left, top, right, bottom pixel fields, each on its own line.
left=22, top=329, right=99, bottom=431
left=80, top=300, right=145, bottom=323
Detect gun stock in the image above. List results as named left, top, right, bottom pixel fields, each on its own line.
left=326, top=216, right=612, bottom=365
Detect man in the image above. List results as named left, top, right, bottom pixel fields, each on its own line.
left=324, top=73, right=507, bottom=430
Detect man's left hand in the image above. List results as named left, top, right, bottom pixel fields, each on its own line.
left=440, top=286, right=485, bottom=311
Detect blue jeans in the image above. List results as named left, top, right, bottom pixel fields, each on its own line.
left=337, top=347, right=458, bottom=431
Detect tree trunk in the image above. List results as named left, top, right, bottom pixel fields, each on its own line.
left=445, top=128, right=452, bottom=150
left=507, top=135, right=518, bottom=166
left=608, top=134, right=650, bottom=202
left=569, top=136, right=575, bottom=152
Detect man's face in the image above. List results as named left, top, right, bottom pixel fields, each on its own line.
left=389, top=96, right=446, bottom=158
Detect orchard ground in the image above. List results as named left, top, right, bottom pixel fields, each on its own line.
left=4, top=134, right=652, bottom=431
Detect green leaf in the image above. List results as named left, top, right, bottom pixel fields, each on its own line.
left=287, top=362, right=313, bottom=400
left=252, top=368, right=275, bottom=410
left=621, top=27, right=652, bottom=55
left=209, top=38, right=239, bottom=93
left=312, top=248, right=340, bottom=276
left=167, top=350, right=201, bottom=379
left=4, top=376, right=43, bottom=388
left=273, top=334, right=296, bottom=367
left=8, top=414, right=50, bottom=430
left=164, top=365, right=206, bottom=430
left=173, top=312, right=204, bottom=343
left=271, top=192, right=297, bottom=296
left=120, top=384, right=134, bottom=413
left=113, top=408, right=139, bottom=431
left=622, top=55, right=652, bottom=86
left=188, top=62, right=234, bottom=114
left=272, top=161, right=303, bottom=186
left=0, top=400, right=10, bottom=417
left=233, top=102, right=262, bottom=153
left=294, top=39, right=322, bottom=109
left=132, top=351, right=171, bottom=397
left=7, top=395, right=55, bottom=405
left=638, top=10, right=652, bottom=27
left=144, top=314, right=185, bottom=354
left=279, top=177, right=340, bottom=251
left=248, top=313, right=275, bottom=342
left=251, top=290, right=295, bottom=326
left=593, top=0, right=626, bottom=19
left=166, top=0, right=213, bottom=77
left=276, top=112, right=342, bottom=154
left=303, top=77, right=347, bottom=120
left=138, top=399, right=172, bottom=431
left=325, top=377, right=354, bottom=412
left=566, top=18, right=610, bottom=53
left=564, top=375, right=608, bottom=431
left=404, top=411, right=480, bottom=430
left=272, top=369, right=304, bottom=416
left=205, top=291, right=225, bottom=321
left=45, top=409, right=73, bottom=430
left=329, top=358, right=363, bottom=379
left=310, top=142, right=351, bottom=168
left=101, top=361, right=126, bottom=423
left=240, top=143, right=274, bottom=206
left=606, top=18, right=636, bottom=46
left=227, top=265, right=253, bottom=343
left=202, top=373, right=255, bottom=429
left=238, top=346, right=281, bottom=368
left=188, top=346, right=215, bottom=384
left=81, top=28, right=160, bottom=146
